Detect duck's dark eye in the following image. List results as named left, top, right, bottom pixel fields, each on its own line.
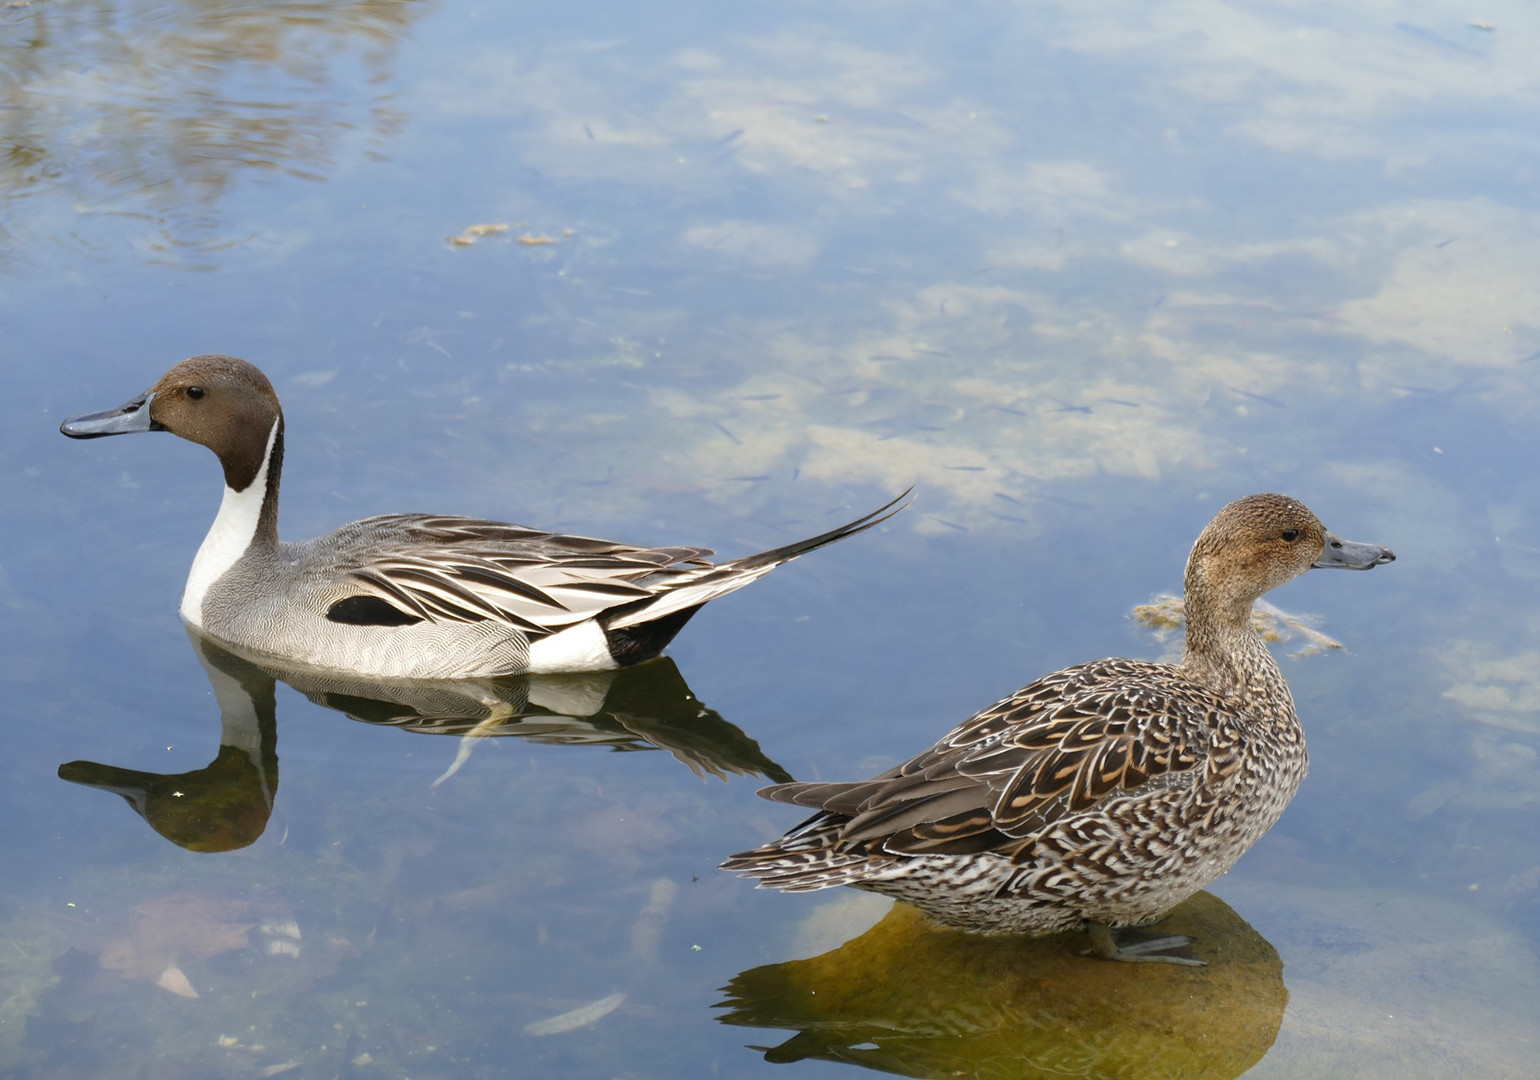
left=186, top=386, right=205, bottom=400
left=1281, top=529, right=1299, bottom=542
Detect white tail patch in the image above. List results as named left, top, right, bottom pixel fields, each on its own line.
left=527, top=619, right=617, bottom=673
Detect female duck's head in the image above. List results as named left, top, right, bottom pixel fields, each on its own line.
left=1185, top=494, right=1395, bottom=622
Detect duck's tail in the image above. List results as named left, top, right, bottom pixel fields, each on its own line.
left=720, top=809, right=899, bottom=892
left=602, top=488, right=913, bottom=637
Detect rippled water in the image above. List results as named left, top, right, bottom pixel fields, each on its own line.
left=3, top=1, right=1539, bottom=1077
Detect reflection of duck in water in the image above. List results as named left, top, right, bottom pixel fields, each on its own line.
left=59, top=630, right=279, bottom=853
left=248, top=640, right=791, bottom=784
left=60, top=355, right=907, bottom=679
left=725, top=495, right=1394, bottom=963
left=61, top=630, right=788, bottom=852
left=718, top=892, right=1286, bottom=1079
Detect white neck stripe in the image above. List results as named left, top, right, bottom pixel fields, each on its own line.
left=180, top=418, right=279, bottom=628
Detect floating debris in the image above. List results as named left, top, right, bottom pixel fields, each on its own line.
left=446, top=222, right=509, bottom=247
left=524, top=991, right=628, bottom=1036
left=1133, top=596, right=1186, bottom=633
left=157, top=963, right=199, bottom=999
left=1133, top=595, right=1341, bottom=655
left=447, top=224, right=571, bottom=247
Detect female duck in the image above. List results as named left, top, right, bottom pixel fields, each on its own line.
left=61, top=355, right=906, bottom=679
left=722, top=494, right=1394, bottom=964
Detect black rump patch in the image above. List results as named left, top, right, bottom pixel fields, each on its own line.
left=602, top=605, right=704, bottom=666
left=326, top=595, right=424, bottom=626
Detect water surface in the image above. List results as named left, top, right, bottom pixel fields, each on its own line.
left=3, top=1, right=1539, bottom=1076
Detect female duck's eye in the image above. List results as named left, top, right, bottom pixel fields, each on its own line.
left=186, top=386, right=205, bottom=400
left=1281, top=529, right=1299, bottom=542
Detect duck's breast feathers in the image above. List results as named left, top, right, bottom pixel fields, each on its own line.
left=313, top=514, right=716, bottom=633
left=763, top=659, right=1236, bottom=857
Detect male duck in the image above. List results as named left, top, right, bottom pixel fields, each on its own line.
left=722, top=494, right=1394, bottom=964
left=61, top=355, right=907, bottom=679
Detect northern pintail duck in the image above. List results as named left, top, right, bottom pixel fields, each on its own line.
left=722, top=494, right=1394, bottom=964
left=61, top=356, right=908, bottom=679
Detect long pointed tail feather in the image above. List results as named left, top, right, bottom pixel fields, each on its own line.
left=717, top=486, right=914, bottom=573
left=604, top=488, right=913, bottom=631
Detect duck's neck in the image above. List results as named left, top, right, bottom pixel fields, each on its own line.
left=180, top=417, right=283, bottom=627
left=1179, top=568, right=1296, bottom=718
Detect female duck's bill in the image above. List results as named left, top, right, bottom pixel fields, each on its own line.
left=1313, top=533, right=1394, bottom=570
left=60, top=354, right=911, bottom=680
left=722, top=493, right=1393, bottom=965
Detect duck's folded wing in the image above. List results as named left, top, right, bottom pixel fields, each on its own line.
left=762, top=661, right=1233, bottom=857
left=324, top=514, right=716, bottom=635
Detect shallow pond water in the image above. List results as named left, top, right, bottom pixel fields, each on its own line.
left=3, top=1, right=1540, bottom=1077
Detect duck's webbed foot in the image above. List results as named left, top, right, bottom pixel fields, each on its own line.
left=1084, top=922, right=1205, bottom=966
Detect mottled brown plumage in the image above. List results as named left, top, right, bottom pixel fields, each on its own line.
left=722, top=494, right=1395, bottom=962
